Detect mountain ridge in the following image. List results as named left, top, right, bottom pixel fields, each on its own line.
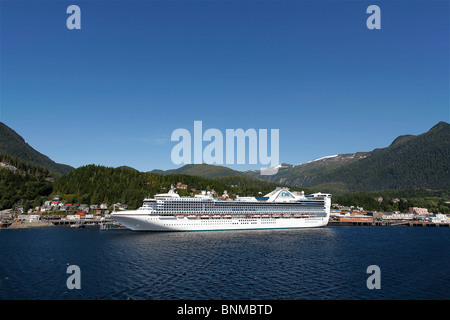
left=0, top=122, right=74, bottom=175
left=248, top=121, right=450, bottom=192
left=153, top=121, right=449, bottom=193
left=1, top=120, right=448, bottom=194
left=150, top=163, right=247, bottom=178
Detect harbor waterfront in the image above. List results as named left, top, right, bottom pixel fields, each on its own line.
left=0, top=225, right=449, bottom=300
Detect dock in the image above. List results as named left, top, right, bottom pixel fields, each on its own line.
left=407, top=221, right=450, bottom=227
left=0, top=217, right=128, bottom=230
left=5, top=220, right=54, bottom=229
left=99, top=221, right=128, bottom=231
left=328, top=220, right=450, bottom=227
left=328, top=220, right=390, bottom=226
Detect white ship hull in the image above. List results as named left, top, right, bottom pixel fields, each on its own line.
left=111, top=187, right=331, bottom=232
left=111, top=212, right=329, bottom=231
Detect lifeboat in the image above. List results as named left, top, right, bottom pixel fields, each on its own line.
left=261, top=214, right=270, bottom=218
left=283, top=214, right=291, bottom=218
left=177, top=214, right=184, bottom=218
left=252, top=214, right=261, bottom=218
left=187, top=214, right=197, bottom=218
left=224, top=214, right=232, bottom=218
left=212, top=214, right=221, bottom=218
left=200, top=214, right=209, bottom=219
left=273, top=214, right=280, bottom=218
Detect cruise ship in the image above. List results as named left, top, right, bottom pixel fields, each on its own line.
left=111, top=186, right=331, bottom=231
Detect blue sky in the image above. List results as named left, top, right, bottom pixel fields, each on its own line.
left=1, top=0, right=449, bottom=172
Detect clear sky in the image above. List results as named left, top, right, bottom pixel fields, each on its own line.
left=1, top=0, right=449, bottom=172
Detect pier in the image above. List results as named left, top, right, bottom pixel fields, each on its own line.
left=2, top=217, right=448, bottom=229
left=328, top=220, right=390, bottom=226
left=44, top=218, right=106, bottom=227
left=328, top=220, right=450, bottom=227
left=408, top=221, right=450, bottom=227
left=0, top=217, right=127, bottom=230
left=99, top=221, right=128, bottom=231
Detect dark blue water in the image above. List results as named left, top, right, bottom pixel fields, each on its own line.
left=0, top=226, right=449, bottom=300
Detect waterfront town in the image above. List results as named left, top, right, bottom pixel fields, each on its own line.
left=1, top=193, right=449, bottom=229
left=328, top=204, right=450, bottom=226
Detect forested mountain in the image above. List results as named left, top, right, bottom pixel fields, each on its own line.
left=52, top=165, right=305, bottom=209
left=0, top=122, right=73, bottom=175
left=0, top=154, right=53, bottom=210
left=155, top=122, right=449, bottom=193
left=334, top=188, right=450, bottom=214
left=49, top=164, right=450, bottom=213
left=247, top=121, right=450, bottom=193
left=52, top=165, right=227, bottom=208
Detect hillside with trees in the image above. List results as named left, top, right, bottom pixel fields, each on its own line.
left=247, top=121, right=450, bottom=193
left=0, top=122, right=73, bottom=175
left=0, top=154, right=53, bottom=210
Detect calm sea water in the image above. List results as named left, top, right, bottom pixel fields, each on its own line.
left=0, top=226, right=449, bottom=300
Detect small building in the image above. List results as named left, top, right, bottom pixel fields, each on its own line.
left=427, top=213, right=450, bottom=223
left=176, top=182, right=188, bottom=190
left=66, top=214, right=81, bottom=221
left=382, top=213, right=414, bottom=220
left=338, top=216, right=374, bottom=223
left=409, top=207, right=429, bottom=215
left=18, top=214, right=41, bottom=221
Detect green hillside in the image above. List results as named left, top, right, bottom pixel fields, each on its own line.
left=333, top=188, right=450, bottom=214
left=248, top=121, right=450, bottom=193
left=314, top=121, right=449, bottom=191
left=51, top=164, right=316, bottom=209
left=0, top=154, right=53, bottom=210
left=0, top=122, right=73, bottom=175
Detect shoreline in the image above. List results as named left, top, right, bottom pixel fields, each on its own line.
left=5, top=220, right=55, bottom=229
